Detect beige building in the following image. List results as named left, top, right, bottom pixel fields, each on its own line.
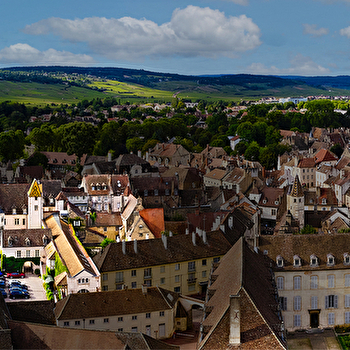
left=54, top=287, right=184, bottom=339
left=93, top=231, right=231, bottom=296
left=260, top=234, right=350, bottom=331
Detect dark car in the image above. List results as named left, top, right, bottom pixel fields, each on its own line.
left=9, top=281, right=28, bottom=290
left=0, top=288, right=7, bottom=298
left=9, top=289, right=29, bottom=299
left=6, top=272, right=25, bottom=279
left=0, top=280, right=5, bottom=288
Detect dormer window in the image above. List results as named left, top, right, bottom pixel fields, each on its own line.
left=344, top=253, right=350, bottom=265
left=22, top=207, right=27, bottom=215
left=49, top=197, right=54, bottom=205
left=25, top=238, right=30, bottom=246
left=8, top=236, right=13, bottom=247
left=293, top=255, right=301, bottom=267
left=42, top=235, right=49, bottom=246
left=276, top=255, right=284, bottom=268
left=96, top=183, right=101, bottom=191
left=322, top=198, right=327, bottom=205
left=12, top=208, right=16, bottom=215
left=327, top=254, right=335, bottom=266
left=102, top=183, right=107, bottom=190
left=91, top=183, right=96, bottom=191
left=275, top=200, right=279, bottom=205
left=310, top=254, right=318, bottom=267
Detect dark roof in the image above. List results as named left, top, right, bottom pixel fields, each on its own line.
left=259, top=233, right=350, bottom=271
left=93, top=231, right=232, bottom=272
left=7, top=300, right=55, bottom=325
left=115, top=153, right=149, bottom=167
left=0, top=183, right=30, bottom=213
left=54, top=287, right=178, bottom=320
left=41, top=180, right=62, bottom=198
left=3, top=229, right=52, bottom=248
left=290, top=175, right=303, bottom=197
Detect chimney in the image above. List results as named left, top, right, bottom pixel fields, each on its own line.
left=134, top=239, right=137, bottom=254
left=146, top=151, right=149, bottom=162
left=122, top=240, right=126, bottom=255
left=169, top=231, right=173, bottom=237
left=107, top=151, right=112, bottom=162
left=142, top=284, right=148, bottom=296
left=185, top=228, right=189, bottom=235
left=162, top=234, right=168, bottom=249
left=229, top=295, right=240, bottom=345
left=138, top=150, right=141, bottom=158
left=203, top=231, right=207, bottom=244
left=192, top=232, right=196, bottom=246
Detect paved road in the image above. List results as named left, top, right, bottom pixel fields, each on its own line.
left=5, top=274, right=46, bottom=302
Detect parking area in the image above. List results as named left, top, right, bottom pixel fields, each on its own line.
left=4, top=273, right=47, bottom=302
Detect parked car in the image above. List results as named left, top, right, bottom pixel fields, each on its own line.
left=9, top=289, right=29, bottom=299
left=0, top=288, right=7, bottom=298
left=9, top=281, right=28, bottom=290
left=0, top=280, right=5, bottom=288
left=6, top=272, right=25, bottom=279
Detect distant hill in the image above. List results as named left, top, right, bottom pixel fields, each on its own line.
left=280, top=75, right=350, bottom=91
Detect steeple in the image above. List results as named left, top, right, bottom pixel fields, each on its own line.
left=291, top=175, right=303, bottom=197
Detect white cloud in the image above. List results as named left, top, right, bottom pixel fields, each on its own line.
left=303, top=24, right=329, bottom=37
left=23, top=6, right=261, bottom=61
left=340, top=26, right=350, bottom=37
left=0, top=43, right=95, bottom=65
left=246, top=54, right=330, bottom=75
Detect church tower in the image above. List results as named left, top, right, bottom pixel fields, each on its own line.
left=287, top=175, right=304, bottom=229
left=27, top=179, right=43, bottom=229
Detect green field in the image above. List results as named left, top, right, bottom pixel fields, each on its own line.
left=0, top=76, right=350, bottom=107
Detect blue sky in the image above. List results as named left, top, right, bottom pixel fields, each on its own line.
left=1, top=0, right=350, bottom=76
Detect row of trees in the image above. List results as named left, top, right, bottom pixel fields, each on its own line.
left=0, top=98, right=349, bottom=170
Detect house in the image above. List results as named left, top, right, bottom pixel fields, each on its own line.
left=54, top=286, right=186, bottom=339
left=80, top=174, right=130, bottom=213
left=203, top=168, right=227, bottom=188
left=314, top=149, right=338, bottom=166
left=222, top=167, right=252, bottom=194
left=148, top=143, right=190, bottom=167
left=115, top=153, right=154, bottom=177
left=93, top=231, right=231, bottom=296
left=259, top=233, right=350, bottom=332
left=197, top=238, right=286, bottom=350
left=43, top=213, right=100, bottom=296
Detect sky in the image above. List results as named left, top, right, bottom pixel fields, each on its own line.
left=2, top=0, right=350, bottom=76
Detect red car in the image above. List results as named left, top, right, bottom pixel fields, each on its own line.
left=6, top=272, right=25, bottom=279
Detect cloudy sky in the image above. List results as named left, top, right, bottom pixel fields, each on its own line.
left=1, top=0, right=350, bottom=76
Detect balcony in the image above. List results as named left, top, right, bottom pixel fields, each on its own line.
left=187, top=277, right=197, bottom=284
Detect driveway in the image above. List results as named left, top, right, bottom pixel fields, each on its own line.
left=5, top=273, right=46, bottom=302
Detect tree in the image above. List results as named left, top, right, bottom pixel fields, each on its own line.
left=330, top=144, right=343, bottom=159
left=26, top=152, right=49, bottom=168
left=100, top=238, right=115, bottom=248
left=126, top=137, right=144, bottom=154
left=244, top=141, right=260, bottom=161
left=0, top=130, right=25, bottom=162
left=299, top=225, right=317, bottom=235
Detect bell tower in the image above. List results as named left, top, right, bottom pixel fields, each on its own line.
left=287, top=175, right=304, bottom=229
left=27, top=179, right=43, bottom=229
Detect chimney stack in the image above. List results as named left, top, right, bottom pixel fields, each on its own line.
left=134, top=239, right=137, bottom=254
left=142, top=284, right=148, bottom=296
left=162, top=233, right=168, bottom=249
left=192, top=232, right=196, bottom=246
left=203, top=231, right=207, bottom=244
left=122, top=240, right=126, bottom=255
left=229, top=295, right=241, bottom=345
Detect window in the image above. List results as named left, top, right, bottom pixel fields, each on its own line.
left=294, top=276, right=301, bottom=290
left=202, top=271, right=207, bottom=278
left=202, top=259, right=207, bottom=266
left=34, top=205, right=38, bottom=211
left=328, top=275, right=335, bottom=288
left=144, top=268, right=152, bottom=279
left=344, top=254, right=350, bottom=265
left=174, top=286, right=181, bottom=293
left=131, top=327, right=138, bottom=333
left=131, top=270, right=136, bottom=277
left=345, top=294, right=350, bottom=308
left=146, top=313, right=151, bottom=319
left=175, top=263, right=180, bottom=271
left=294, top=315, right=301, bottom=327
left=89, top=320, right=95, bottom=325
left=102, top=274, right=108, bottom=281
left=154, top=189, right=158, bottom=196
left=213, top=257, right=220, bottom=263
left=271, top=209, right=276, bottom=216
left=310, top=254, right=318, bottom=267
left=160, top=277, right=165, bottom=284
left=346, top=274, right=350, bottom=287
left=35, top=249, right=40, bottom=257
left=14, top=218, right=19, bottom=225
left=118, top=328, right=123, bottom=332
left=277, top=276, right=284, bottom=290
left=75, top=321, right=80, bottom=326
left=26, top=250, right=30, bottom=258
left=188, top=284, right=196, bottom=292
left=159, top=311, right=165, bottom=317
left=327, top=254, right=335, bottom=266
left=294, top=296, right=301, bottom=311
left=104, top=318, right=109, bottom=323
left=175, top=275, right=180, bottom=283
left=64, top=321, right=70, bottom=327
left=102, top=285, right=108, bottom=291
left=328, top=312, right=335, bottom=325
left=115, top=272, right=124, bottom=283
left=118, top=317, right=123, bottom=322
left=279, top=297, right=287, bottom=311
left=131, top=282, right=137, bottom=289
left=16, top=251, right=21, bottom=258
left=325, top=295, right=338, bottom=309
left=293, top=255, right=301, bottom=267
left=276, top=255, right=284, bottom=268
left=311, top=296, right=318, bottom=310
left=346, top=312, right=350, bottom=324
left=160, top=266, right=165, bottom=273
left=188, top=273, right=196, bottom=283
left=188, top=261, right=195, bottom=272
left=310, top=276, right=318, bottom=289
left=22, top=218, right=25, bottom=225
left=144, top=279, right=152, bottom=287
left=132, top=315, right=137, bottom=320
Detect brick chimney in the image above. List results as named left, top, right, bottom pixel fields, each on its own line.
left=229, top=295, right=240, bottom=345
